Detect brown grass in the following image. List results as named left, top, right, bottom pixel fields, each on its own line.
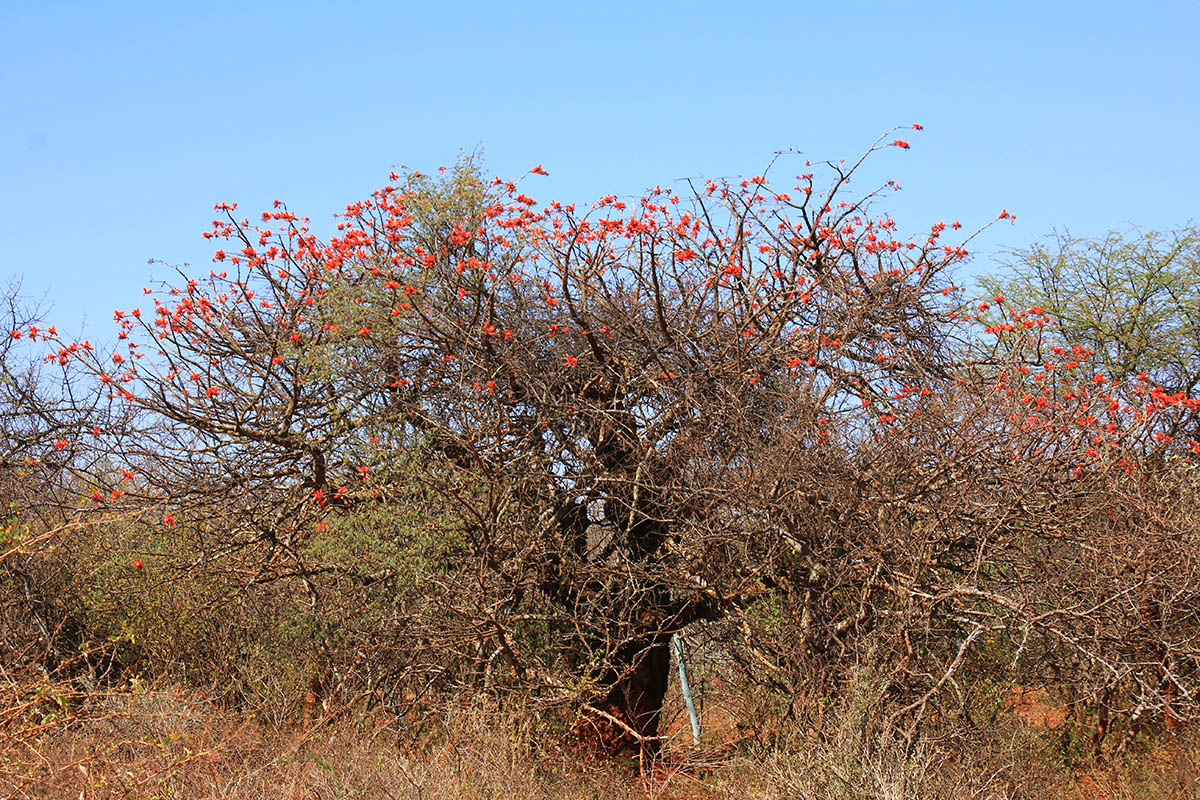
left=3, top=681, right=1198, bottom=800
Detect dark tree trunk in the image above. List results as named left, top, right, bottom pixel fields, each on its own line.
left=570, top=426, right=679, bottom=763
left=590, top=634, right=673, bottom=763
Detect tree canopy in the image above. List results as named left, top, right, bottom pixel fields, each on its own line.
left=9, top=135, right=1200, bottom=762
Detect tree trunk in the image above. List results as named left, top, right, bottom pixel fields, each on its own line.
left=589, top=634, right=672, bottom=763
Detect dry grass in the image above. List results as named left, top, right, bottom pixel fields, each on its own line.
left=1, top=685, right=738, bottom=799
left=2, top=680, right=1199, bottom=800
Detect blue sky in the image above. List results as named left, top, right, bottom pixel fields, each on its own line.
left=3, top=1, right=1198, bottom=340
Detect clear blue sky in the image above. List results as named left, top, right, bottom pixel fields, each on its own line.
left=3, top=1, right=1198, bottom=340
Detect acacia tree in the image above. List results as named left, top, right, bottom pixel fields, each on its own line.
left=49, top=133, right=1200, bottom=759
left=984, top=225, right=1200, bottom=391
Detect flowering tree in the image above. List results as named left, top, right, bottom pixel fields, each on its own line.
left=1, top=285, right=130, bottom=530
left=978, top=226, right=1200, bottom=745
left=45, top=132, right=1200, bottom=759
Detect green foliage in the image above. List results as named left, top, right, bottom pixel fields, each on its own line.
left=0, top=500, right=23, bottom=551
left=305, top=490, right=459, bottom=594
left=984, top=224, right=1200, bottom=389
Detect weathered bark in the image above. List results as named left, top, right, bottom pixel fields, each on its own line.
left=585, top=634, right=673, bottom=763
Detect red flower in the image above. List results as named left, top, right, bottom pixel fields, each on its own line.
left=531, top=164, right=549, bottom=176
left=565, top=355, right=578, bottom=367
left=162, top=513, right=176, bottom=526
left=131, top=559, right=143, bottom=570
left=892, top=139, right=910, bottom=149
